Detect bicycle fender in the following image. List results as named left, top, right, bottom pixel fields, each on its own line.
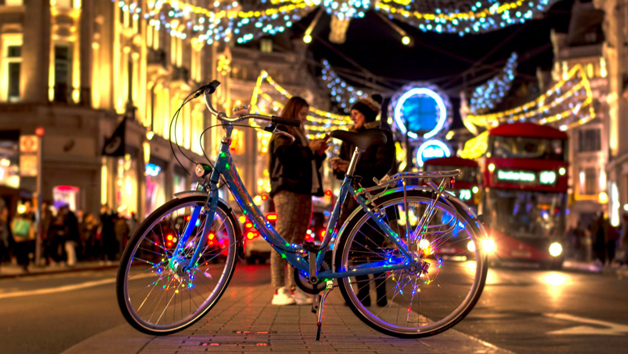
left=174, top=191, right=245, bottom=260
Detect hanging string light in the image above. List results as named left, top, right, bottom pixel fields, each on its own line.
left=376, top=0, right=558, bottom=36
left=459, top=64, right=595, bottom=157
left=116, top=0, right=557, bottom=50
left=469, top=52, right=517, bottom=114
left=250, top=70, right=352, bottom=139
left=321, top=59, right=369, bottom=113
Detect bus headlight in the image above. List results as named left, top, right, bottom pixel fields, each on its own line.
left=481, top=238, right=496, bottom=254
left=467, top=240, right=476, bottom=252
left=549, top=242, right=563, bottom=257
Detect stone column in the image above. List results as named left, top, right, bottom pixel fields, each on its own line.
left=21, top=0, right=51, bottom=103
left=79, top=0, right=93, bottom=107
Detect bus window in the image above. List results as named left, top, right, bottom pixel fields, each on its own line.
left=484, top=189, right=566, bottom=239
left=491, top=136, right=565, bottom=161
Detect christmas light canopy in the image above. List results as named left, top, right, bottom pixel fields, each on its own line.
left=469, top=52, right=518, bottom=114
left=321, top=59, right=368, bottom=112
left=114, top=0, right=559, bottom=48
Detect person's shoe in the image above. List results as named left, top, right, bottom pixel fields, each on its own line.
left=292, top=288, right=313, bottom=305
left=272, top=287, right=295, bottom=305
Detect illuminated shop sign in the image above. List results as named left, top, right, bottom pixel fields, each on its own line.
left=146, top=163, right=162, bottom=177
left=447, top=189, right=473, bottom=201
left=495, top=169, right=557, bottom=185
left=390, top=85, right=451, bottom=140
left=416, top=140, right=451, bottom=167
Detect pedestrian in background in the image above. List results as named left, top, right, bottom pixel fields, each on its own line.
left=80, top=212, right=97, bottom=260
left=47, top=212, right=66, bottom=266
left=619, top=213, right=628, bottom=266
left=11, top=202, right=36, bottom=272
left=607, top=223, right=619, bottom=266
left=268, top=96, right=327, bottom=306
left=0, top=203, right=14, bottom=271
left=62, top=205, right=80, bottom=267
left=100, top=205, right=117, bottom=265
left=573, top=221, right=586, bottom=262
left=39, top=201, right=53, bottom=265
left=591, top=212, right=609, bottom=266
left=331, top=97, right=396, bottom=307
left=114, top=213, right=130, bottom=258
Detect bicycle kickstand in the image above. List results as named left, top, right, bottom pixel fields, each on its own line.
left=315, top=280, right=334, bottom=341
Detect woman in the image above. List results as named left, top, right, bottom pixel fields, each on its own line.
left=331, top=97, right=396, bottom=307
left=269, top=96, right=328, bottom=305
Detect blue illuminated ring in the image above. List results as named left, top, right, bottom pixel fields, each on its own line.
left=394, top=87, right=447, bottom=139
left=416, top=139, right=451, bottom=167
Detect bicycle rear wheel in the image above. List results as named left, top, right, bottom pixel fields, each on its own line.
left=116, top=195, right=238, bottom=335
left=335, top=190, right=487, bottom=338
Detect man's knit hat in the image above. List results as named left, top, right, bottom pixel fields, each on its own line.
left=351, top=97, right=381, bottom=122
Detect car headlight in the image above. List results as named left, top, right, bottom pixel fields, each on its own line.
left=549, top=242, right=562, bottom=257
left=467, top=240, right=476, bottom=252
left=481, top=238, right=496, bottom=254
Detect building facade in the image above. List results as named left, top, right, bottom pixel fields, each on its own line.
left=551, top=0, right=609, bottom=228
left=0, top=0, right=326, bottom=219
left=594, top=0, right=628, bottom=227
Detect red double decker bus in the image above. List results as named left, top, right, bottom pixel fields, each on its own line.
left=481, top=123, right=568, bottom=269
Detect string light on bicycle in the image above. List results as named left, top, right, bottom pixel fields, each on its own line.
left=116, top=80, right=489, bottom=340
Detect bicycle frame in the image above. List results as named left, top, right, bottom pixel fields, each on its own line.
left=169, top=125, right=424, bottom=280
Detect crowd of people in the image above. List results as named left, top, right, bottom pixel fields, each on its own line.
left=0, top=200, right=137, bottom=273
left=567, top=212, right=628, bottom=266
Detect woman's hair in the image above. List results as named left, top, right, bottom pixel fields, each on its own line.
left=279, top=96, right=309, bottom=136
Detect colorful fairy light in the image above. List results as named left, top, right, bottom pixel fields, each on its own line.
left=114, top=0, right=557, bottom=51
left=376, top=0, right=558, bottom=36
left=250, top=70, right=352, bottom=140
left=462, top=64, right=595, bottom=133
left=459, top=64, right=595, bottom=159
left=321, top=59, right=368, bottom=112
left=469, top=52, right=517, bottom=114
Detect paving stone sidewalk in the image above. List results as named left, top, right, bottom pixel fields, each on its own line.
left=68, top=283, right=514, bottom=354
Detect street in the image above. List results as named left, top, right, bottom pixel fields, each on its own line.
left=0, top=264, right=626, bottom=354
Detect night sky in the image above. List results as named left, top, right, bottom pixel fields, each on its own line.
left=289, top=0, right=576, bottom=127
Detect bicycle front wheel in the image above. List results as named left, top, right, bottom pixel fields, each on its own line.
left=336, top=190, right=487, bottom=338
left=116, top=195, right=238, bottom=335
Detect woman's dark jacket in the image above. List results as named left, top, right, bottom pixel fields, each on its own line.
left=334, top=121, right=397, bottom=221
left=269, top=125, right=326, bottom=198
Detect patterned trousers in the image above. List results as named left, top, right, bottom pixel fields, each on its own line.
left=271, top=190, right=312, bottom=289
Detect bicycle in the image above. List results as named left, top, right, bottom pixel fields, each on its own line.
left=116, top=81, right=489, bottom=339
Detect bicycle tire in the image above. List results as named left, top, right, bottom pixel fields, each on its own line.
left=116, top=195, right=238, bottom=335
left=335, top=189, right=488, bottom=338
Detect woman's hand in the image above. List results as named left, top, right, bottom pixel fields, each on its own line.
left=331, top=158, right=349, bottom=172
left=309, top=139, right=328, bottom=154
left=233, top=104, right=250, bottom=116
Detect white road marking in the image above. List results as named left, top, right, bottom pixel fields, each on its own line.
left=0, top=278, right=116, bottom=299
left=546, top=313, right=628, bottom=335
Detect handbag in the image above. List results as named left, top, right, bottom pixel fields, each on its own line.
left=12, top=218, right=34, bottom=240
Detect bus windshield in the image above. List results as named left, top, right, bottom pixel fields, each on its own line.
left=490, top=136, right=565, bottom=161
left=425, top=165, right=478, bottom=183
left=484, top=189, right=566, bottom=239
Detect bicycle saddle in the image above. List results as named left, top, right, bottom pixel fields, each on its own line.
left=329, top=130, right=387, bottom=151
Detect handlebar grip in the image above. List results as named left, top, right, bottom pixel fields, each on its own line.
left=272, top=116, right=301, bottom=127
left=205, top=80, right=221, bottom=94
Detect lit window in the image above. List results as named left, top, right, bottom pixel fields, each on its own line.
left=260, top=38, right=273, bottom=53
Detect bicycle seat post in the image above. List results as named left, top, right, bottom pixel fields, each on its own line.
left=346, top=147, right=361, bottom=176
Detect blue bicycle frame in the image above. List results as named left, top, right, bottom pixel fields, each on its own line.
left=169, top=125, right=421, bottom=281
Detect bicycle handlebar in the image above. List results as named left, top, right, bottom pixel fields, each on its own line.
left=203, top=80, right=300, bottom=127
